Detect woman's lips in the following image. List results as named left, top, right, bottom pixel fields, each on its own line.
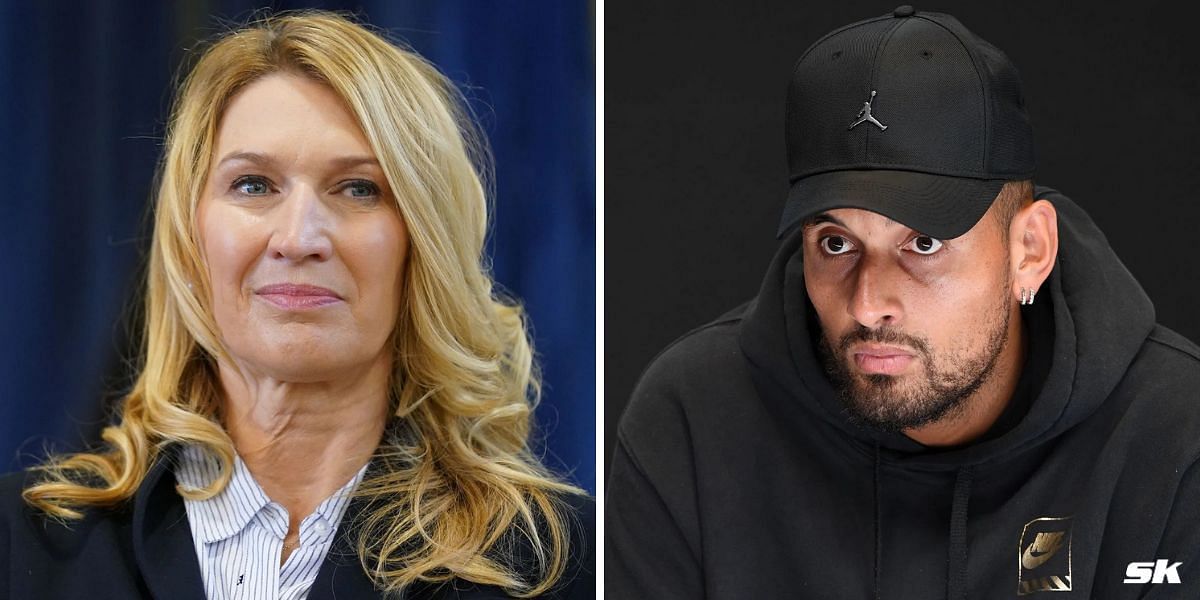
left=255, top=283, right=342, bottom=310
left=851, top=345, right=916, bottom=375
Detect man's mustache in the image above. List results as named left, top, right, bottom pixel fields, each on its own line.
left=836, top=325, right=931, bottom=358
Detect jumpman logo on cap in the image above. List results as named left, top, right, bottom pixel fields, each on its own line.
left=848, top=90, right=888, bottom=131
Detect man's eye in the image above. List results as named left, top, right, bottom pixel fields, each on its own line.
left=907, top=235, right=944, bottom=255
left=232, top=176, right=271, bottom=196
left=819, top=235, right=854, bottom=255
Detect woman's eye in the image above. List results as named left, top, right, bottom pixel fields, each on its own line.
left=342, top=180, right=380, bottom=199
left=908, top=235, right=944, bottom=255
left=819, top=235, right=854, bottom=255
left=232, top=176, right=271, bottom=196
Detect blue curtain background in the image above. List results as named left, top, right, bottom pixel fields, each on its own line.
left=0, top=1, right=595, bottom=493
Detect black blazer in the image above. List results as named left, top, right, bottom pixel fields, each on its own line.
left=0, top=445, right=595, bottom=599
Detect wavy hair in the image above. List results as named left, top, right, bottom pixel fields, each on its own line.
left=22, top=10, right=581, bottom=596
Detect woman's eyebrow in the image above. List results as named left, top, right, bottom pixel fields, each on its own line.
left=214, top=151, right=381, bottom=170
left=214, top=151, right=274, bottom=169
left=325, top=156, right=382, bottom=170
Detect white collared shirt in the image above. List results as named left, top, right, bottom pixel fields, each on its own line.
left=174, top=444, right=368, bottom=600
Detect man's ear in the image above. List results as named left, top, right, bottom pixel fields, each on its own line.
left=1009, top=199, right=1058, bottom=302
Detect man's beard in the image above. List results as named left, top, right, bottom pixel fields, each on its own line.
left=816, top=291, right=1011, bottom=433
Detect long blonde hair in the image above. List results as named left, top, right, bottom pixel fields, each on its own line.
left=22, top=10, right=581, bottom=596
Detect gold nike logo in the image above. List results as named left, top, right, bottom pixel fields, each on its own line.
left=1021, top=531, right=1066, bottom=570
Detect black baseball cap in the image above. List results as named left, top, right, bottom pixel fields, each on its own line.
left=778, top=5, right=1035, bottom=239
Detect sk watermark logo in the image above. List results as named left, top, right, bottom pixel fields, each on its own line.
left=1124, top=560, right=1182, bottom=584
left=1018, top=517, right=1073, bottom=595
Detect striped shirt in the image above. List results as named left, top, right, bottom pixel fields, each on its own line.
left=174, top=444, right=368, bottom=600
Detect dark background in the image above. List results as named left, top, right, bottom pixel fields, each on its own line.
left=0, top=1, right=596, bottom=493
left=606, top=1, right=1200, bottom=475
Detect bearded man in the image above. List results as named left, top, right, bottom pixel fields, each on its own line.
left=607, top=6, right=1200, bottom=599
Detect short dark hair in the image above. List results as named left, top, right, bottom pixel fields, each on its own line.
left=798, top=179, right=1034, bottom=237
left=992, top=179, right=1034, bottom=243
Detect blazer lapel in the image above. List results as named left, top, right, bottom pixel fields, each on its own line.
left=307, top=492, right=387, bottom=600
left=129, top=444, right=386, bottom=600
left=131, top=444, right=207, bottom=600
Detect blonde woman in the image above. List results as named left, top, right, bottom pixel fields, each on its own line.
left=0, top=11, right=592, bottom=600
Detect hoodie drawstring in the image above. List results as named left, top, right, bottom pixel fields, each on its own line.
left=873, top=443, right=882, bottom=600
left=874, top=450, right=974, bottom=599
left=947, top=466, right=974, bottom=600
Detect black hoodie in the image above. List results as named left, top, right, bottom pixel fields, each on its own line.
left=607, top=187, right=1200, bottom=599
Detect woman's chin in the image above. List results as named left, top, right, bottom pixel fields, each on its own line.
left=234, top=341, right=372, bottom=383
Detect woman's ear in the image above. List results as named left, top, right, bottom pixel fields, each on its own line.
left=1009, top=199, right=1059, bottom=303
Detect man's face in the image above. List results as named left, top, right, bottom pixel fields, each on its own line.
left=802, top=205, right=1016, bottom=432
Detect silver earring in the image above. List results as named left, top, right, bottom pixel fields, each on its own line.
left=1019, top=287, right=1036, bottom=306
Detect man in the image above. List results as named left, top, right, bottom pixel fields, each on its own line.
left=607, top=6, right=1200, bottom=599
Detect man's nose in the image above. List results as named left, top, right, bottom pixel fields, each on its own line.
left=846, top=254, right=904, bottom=329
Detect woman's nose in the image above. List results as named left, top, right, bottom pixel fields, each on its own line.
left=268, top=187, right=334, bottom=263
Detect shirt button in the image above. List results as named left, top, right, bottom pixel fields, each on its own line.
left=314, top=519, right=330, bottom=535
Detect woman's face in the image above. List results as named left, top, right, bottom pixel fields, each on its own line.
left=197, top=73, right=408, bottom=382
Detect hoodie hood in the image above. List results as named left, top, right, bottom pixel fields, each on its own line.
left=739, top=186, right=1156, bottom=469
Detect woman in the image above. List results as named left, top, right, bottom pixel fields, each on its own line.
left=0, top=11, right=592, bottom=599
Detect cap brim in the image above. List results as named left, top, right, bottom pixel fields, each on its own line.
left=778, top=170, right=1007, bottom=240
